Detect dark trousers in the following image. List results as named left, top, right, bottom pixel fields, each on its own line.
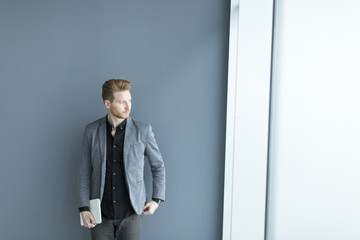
left=91, top=214, right=142, bottom=240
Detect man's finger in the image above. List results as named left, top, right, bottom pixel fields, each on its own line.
left=90, top=219, right=97, bottom=225
left=85, top=222, right=96, bottom=228
left=83, top=214, right=96, bottom=228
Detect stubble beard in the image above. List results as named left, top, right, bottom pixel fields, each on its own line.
left=111, top=109, right=131, bottom=120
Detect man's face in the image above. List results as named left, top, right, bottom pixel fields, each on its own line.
left=105, top=90, right=132, bottom=119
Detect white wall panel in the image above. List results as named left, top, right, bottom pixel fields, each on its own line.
left=223, top=0, right=274, bottom=239
left=267, top=1, right=360, bottom=239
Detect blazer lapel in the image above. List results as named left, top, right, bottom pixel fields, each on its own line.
left=98, top=117, right=107, bottom=167
left=97, top=117, right=107, bottom=200
left=124, top=116, right=134, bottom=165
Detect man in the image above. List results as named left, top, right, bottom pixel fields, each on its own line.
left=77, top=79, right=166, bottom=240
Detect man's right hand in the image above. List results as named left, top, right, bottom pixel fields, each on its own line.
left=81, top=211, right=97, bottom=228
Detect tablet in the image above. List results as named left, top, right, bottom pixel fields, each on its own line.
left=80, top=199, right=102, bottom=226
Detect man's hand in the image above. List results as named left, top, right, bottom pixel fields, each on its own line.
left=142, top=201, right=159, bottom=215
left=81, top=211, right=97, bottom=228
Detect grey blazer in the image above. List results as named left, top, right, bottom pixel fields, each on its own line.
left=77, top=116, right=166, bottom=215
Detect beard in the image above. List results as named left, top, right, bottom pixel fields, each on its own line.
left=110, top=108, right=131, bottom=119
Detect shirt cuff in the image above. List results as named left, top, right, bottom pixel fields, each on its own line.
left=152, top=198, right=164, bottom=204
left=78, top=206, right=90, bottom=212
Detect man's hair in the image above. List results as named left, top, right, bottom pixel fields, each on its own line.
left=102, top=79, right=132, bottom=102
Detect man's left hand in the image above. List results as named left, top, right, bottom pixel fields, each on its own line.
left=142, top=201, right=159, bottom=215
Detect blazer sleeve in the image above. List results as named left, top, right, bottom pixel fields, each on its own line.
left=77, top=126, right=92, bottom=208
left=145, top=125, right=166, bottom=201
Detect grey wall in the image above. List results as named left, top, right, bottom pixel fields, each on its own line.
left=0, top=0, right=229, bottom=239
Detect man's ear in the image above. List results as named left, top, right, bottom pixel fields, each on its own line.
left=104, top=100, right=111, bottom=109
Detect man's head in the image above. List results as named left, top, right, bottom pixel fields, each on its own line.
left=102, top=79, right=132, bottom=120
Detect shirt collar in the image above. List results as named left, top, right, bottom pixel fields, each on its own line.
left=106, top=115, right=127, bottom=131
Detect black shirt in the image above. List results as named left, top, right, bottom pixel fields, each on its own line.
left=101, top=117, right=134, bottom=220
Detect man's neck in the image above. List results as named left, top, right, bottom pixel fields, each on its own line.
left=107, top=113, right=126, bottom=128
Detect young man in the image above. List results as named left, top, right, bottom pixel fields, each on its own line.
left=77, top=79, right=166, bottom=240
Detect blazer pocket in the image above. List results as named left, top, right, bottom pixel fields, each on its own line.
left=129, top=143, right=145, bottom=183
left=130, top=142, right=145, bottom=151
